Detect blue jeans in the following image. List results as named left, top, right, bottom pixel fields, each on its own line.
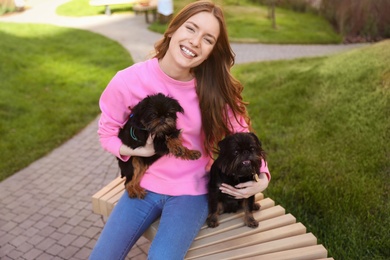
left=90, top=190, right=208, bottom=260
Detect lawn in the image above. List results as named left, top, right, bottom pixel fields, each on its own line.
left=0, top=23, right=132, bottom=181
left=58, top=0, right=342, bottom=44
left=233, top=40, right=390, bottom=259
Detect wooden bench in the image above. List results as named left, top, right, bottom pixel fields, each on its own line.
left=89, top=0, right=138, bottom=15
left=132, top=0, right=158, bottom=23
left=92, top=176, right=333, bottom=259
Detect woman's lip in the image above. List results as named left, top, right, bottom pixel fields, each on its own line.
left=180, top=45, right=197, bottom=57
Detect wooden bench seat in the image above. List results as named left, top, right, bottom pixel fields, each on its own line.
left=132, top=0, right=157, bottom=23
left=92, top=176, right=333, bottom=259
left=89, top=0, right=138, bottom=15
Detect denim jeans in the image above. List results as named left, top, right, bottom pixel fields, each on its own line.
left=90, top=190, right=208, bottom=260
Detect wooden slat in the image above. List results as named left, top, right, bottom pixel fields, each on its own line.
left=186, top=223, right=307, bottom=259
left=143, top=195, right=270, bottom=241
left=99, top=180, right=125, bottom=217
left=241, top=245, right=328, bottom=260
left=91, top=176, right=124, bottom=215
left=93, top=178, right=330, bottom=260
left=201, top=196, right=271, bottom=229
left=196, top=204, right=285, bottom=240
left=189, top=232, right=318, bottom=260
left=189, top=214, right=296, bottom=251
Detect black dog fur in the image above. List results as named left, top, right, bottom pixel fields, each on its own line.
left=207, top=132, right=266, bottom=228
left=118, top=93, right=201, bottom=199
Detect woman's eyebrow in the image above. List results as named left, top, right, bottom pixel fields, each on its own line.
left=186, top=21, right=217, bottom=41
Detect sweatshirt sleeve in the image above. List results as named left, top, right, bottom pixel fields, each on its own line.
left=227, top=108, right=271, bottom=181
left=97, top=73, right=132, bottom=161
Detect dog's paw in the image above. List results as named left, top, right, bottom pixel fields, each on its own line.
left=126, top=183, right=146, bottom=199
left=188, top=150, right=201, bottom=160
left=253, top=202, right=261, bottom=211
left=206, top=216, right=219, bottom=228
left=245, top=216, right=259, bottom=228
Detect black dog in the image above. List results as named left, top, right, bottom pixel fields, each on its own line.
left=118, top=93, right=201, bottom=199
left=207, top=132, right=266, bottom=228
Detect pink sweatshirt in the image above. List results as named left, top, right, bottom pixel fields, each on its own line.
left=98, top=58, right=270, bottom=196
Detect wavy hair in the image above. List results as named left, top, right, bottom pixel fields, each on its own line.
left=154, top=1, right=251, bottom=156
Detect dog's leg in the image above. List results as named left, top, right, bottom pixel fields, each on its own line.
left=206, top=192, right=221, bottom=228
left=166, top=136, right=201, bottom=160
left=243, top=197, right=259, bottom=228
left=125, top=157, right=148, bottom=199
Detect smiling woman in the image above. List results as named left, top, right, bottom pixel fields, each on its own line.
left=0, top=22, right=132, bottom=181
left=90, top=1, right=270, bottom=259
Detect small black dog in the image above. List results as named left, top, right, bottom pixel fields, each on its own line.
left=207, top=132, right=266, bottom=228
left=118, top=93, right=201, bottom=199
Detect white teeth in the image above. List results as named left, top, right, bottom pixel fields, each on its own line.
left=181, top=46, right=195, bottom=57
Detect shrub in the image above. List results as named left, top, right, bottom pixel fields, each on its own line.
left=320, top=0, right=390, bottom=42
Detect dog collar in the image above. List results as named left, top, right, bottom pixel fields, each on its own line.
left=129, top=114, right=147, bottom=142
left=253, top=173, right=260, bottom=182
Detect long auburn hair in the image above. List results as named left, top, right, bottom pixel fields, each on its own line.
left=154, top=0, right=251, bottom=156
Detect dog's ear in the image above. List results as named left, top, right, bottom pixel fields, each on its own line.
left=130, top=97, right=150, bottom=117
left=217, top=136, right=230, bottom=153
left=249, top=132, right=262, bottom=147
left=249, top=132, right=266, bottom=161
left=173, top=100, right=184, bottom=114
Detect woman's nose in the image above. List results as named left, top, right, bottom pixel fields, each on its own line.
left=189, top=35, right=201, bottom=47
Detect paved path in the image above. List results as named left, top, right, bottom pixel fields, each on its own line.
left=0, top=1, right=368, bottom=259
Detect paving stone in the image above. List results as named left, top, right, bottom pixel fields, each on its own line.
left=74, top=247, right=92, bottom=259
left=50, top=217, right=69, bottom=228
left=37, top=226, right=56, bottom=237
left=1, top=221, right=17, bottom=232
left=69, top=225, right=87, bottom=236
left=0, top=233, right=16, bottom=246
left=7, top=249, right=24, bottom=260
left=57, top=234, right=77, bottom=247
left=23, top=248, right=43, bottom=260
left=24, top=226, right=40, bottom=237
left=0, top=244, right=16, bottom=258
left=57, top=224, right=73, bottom=234
left=9, top=235, right=29, bottom=247
left=36, top=252, right=56, bottom=260
left=71, top=236, right=90, bottom=248
left=45, top=244, right=65, bottom=256
left=36, top=237, right=57, bottom=251
left=28, top=234, right=45, bottom=246
left=15, top=242, right=34, bottom=253
left=58, top=245, right=79, bottom=259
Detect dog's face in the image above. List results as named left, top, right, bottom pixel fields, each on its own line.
left=217, top=133, right=265, bottom=179
left=134, top=93, right=184, bottom=137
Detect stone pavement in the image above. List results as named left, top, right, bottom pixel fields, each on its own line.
left=0, top=1, right=368, bottom=259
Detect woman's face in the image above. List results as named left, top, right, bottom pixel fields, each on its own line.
left=163, top=11, right=220, bottom=77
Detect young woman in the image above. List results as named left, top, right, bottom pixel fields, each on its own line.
left=90, top=1, right=270, bottom=259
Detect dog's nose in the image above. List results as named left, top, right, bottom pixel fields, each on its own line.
left=242, top=160, right=251, bottom=166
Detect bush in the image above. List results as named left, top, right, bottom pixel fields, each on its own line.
left=320, top=0, right=390, bottom=42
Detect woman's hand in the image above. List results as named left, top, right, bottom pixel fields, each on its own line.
left=120, top=135, right=156, bottom=157
left=219, top=172, right=269, bottom=199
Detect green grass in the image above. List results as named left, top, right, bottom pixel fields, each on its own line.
left=0, top=23, right=133, bottom=181
left=58, top=0, right=342, bottom=44
left=57, top=0, right=135, bottom=16
left=232, top=40, right=390, bottom=259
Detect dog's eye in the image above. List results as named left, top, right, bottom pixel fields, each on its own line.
left=234, top=150, right=239, bottom=156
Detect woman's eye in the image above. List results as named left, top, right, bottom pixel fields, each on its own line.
left=204, top=38, right=213, bottom=44
left=186, top=26, right=195, bottom=32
